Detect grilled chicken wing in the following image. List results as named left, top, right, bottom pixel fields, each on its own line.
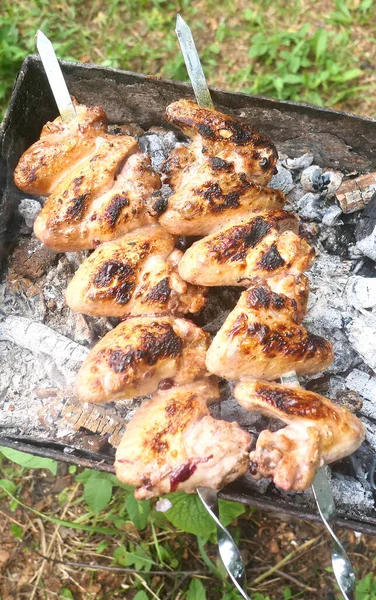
left=206, top=282, right=333, bottom=381
left=14, top=104, right=107, bottom=195
left=159, top=158, right=285, bottom=236
left=115, top=379, right=251, bottom=499
left=66, top=225, right=206, bottom=317
left=178, top=211, right=315, bottom=287
left=76, top=316, right=211, bottom=403
left=235, top=380, right=365, bottom=490
left=165, top=99, right=278, bottom=185
left=34, top=142, right=161, bottom=251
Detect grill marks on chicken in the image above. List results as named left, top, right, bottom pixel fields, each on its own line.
left=165, top=99, right=278, bottom=185
left=206, top=282, right=334, bottom=381
left=66, top=225, right=206, bottom=317
left=76, top=316, right=211, bottom=403
left=178, top=211, right=315, bottom=287
left=159, top=160, right=285, bottom=236
left=14, top=104, right=108, bottom=195
left=235, top=381, right=365, bottom=491
left=33, top=138, right=162, bottom=251
left=115, top=380, right=251, bottom=499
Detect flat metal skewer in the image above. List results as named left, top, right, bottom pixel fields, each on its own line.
left=281, top=374, right=356, bottom=600
left=176, top=14, right=249, bottom=599
left=36, top=30, right=77, bottom=122
left=176, top=13, right=356, bottom=600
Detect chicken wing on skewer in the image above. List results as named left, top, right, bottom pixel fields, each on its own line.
left=115, top=379, right=252, bottom=499
left=76, top=316, right=211, bottom=403
left=206, top=282, right=333, bottom=381
left=178, top=211, right=315, bottom=287
left=66, top=225, right=206, bottom=317
left=165, top=99, right=278, bottom=185
left=14, top=104, right=108, bottom=196
left=34, top=142, right=161, bottom=251
left=159, top=158, right=285, bottom=236
left=235, top=380, right=365, bottom=491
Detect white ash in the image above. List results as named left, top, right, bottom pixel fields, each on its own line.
left=0, top=316, right=89, bottom=387
left=331, top=474, right=374, bottom=511
left=301, top=165, right=323, bottom=192
left=0, top=279, right=46, bottom=322
left=139, top=128, right=181, bottom=172
left=322, top=205, right=342, bottom=227
left=18, top=198, right=42, bottom=227
left=346, top=276, right=376, bottom=310
left=346, top=369, right=376, bottom=404
left=282, top=153, right=313, bottom=171
left=356, top=225, right=376, bottom=261
left=346, top=315, right=376, bottom=371
left=268, top=163, right=294, bottom=194
left=323, top=171, right=343, bottom=197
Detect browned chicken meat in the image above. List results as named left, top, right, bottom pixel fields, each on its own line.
left=206, top=282, right=334, bottom=381
left=159, top=158, right=285, bottom=236
left=235, top=380, right=365, bottom=491
left=76, top=316, right=211, bottom=403
left=178, top=211, right=315, bottom=287
left=115, top=379, right=251, bottom=499
left=66, top=225, right=206, bottom=317
left=14, top=104, right=107, bottom=195
left=164, top=99, right=278, bottom=185
left=34, top=139, right=161, bottom=251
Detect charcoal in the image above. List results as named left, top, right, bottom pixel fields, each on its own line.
left=356, top=226, right=376, bottom=261
left=346, top=369, right=376, bottom=405
left=321, top=225, right=355, bottom=258
left=18, top=198, right=41, bottom=227
left=268, top=164, right=294, bottom=194
left=331, top=474, right=374, bottom=511
left=283, top=153, right=313, bottom=171
left=297, top=192, right=323, bottom=220
left=322, top=171, right=343, bottom=197
left=321, top=204, right=342, bottom=226
left=8, top=236, right=58, bottom=281
left=300, top=165, right=323, bottom=192
left=346, top=315, right=376, bottom=370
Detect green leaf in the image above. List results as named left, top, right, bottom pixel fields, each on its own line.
left=10, top=523, right=23, bottom=539
left=133, top=592, right=149, bottom=600
left=113, top=545, right=153, bottom=571
left=96, top=541, right=109, bottom=554
left=187, top=578, right=206, bottom=600
left=0, top=447, right=57, bottom=475
left=313, top=29, right=328, bottom=62
left=84, top=477, right=113, bottom=513
left=0, top=479, right=16, bottom=494
left=164, top=492, right=215, bottom=537
left=219, top=500, right=245, bottom=527
left=59, top=588, right=75, bottom=599
left=126, top=494, right=150, bottom=530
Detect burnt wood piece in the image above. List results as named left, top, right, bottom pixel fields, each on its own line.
left=1, top=56, right=376, bottom=533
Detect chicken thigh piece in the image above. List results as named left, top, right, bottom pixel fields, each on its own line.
left=159, top=158, right=286, bottom=236
left=235, top=380, right=365, bottom=491
left=76, top=316, right=211, bottom=403
left=66, top=225, right=206, bottom=317
left=34, top=135, right=139, bottom=250
left=178, top=211, right=315, bottom=287
left=165, top=99, right=278, bottom=185
left=206, top=282, right=333, bottom=381
left=115, top=379, right=252, bottom=499
left=14, top=104, right=107, bottom=195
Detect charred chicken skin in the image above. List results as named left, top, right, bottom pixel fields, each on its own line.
left=115, top=379, right=251, bottom=499
left=206, top=282, right=334, bottom=381
left=14, top=104, right=108, bottom=196
left=235, top=380, right=365, bottom=491
left=178, top=211, right=315, bottom=287
left=76, top=316, right=211, bottom=403
left=66, top=225, right=206, bottom=317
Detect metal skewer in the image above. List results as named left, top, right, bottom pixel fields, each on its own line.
left=176, top=14, right=356, bottom=600
left=281, top=374, right=356, bottom=600
left=176, top=15, right=249, bottom=599
left=36, top=30, right=77, bottom=122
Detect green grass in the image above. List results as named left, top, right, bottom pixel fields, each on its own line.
left=1, top=0, right=375, bottom=119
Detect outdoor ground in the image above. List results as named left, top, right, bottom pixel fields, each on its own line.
left=1, top=1, right=376, bottom=599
